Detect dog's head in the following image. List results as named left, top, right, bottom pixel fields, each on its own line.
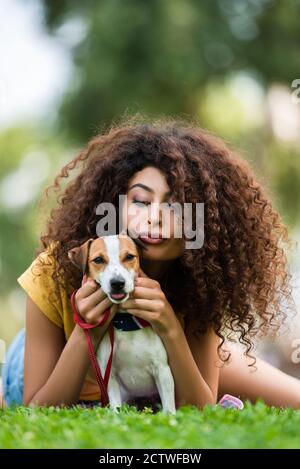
left=68, top=231, right=143, bottom=304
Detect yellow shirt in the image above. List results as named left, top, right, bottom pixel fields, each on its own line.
left=17, top=244, right=187, bottom=403
left=17, top=245, right=101, bottom=401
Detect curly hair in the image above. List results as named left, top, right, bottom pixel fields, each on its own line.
left=34, top=115, right=295, bottom=367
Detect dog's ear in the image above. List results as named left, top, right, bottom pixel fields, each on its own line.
left=68, top=238, right=94, bottom=274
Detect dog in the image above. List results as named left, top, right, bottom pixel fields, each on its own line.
left=68, top=231, right=176, bottom=414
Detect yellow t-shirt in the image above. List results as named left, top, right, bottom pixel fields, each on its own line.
left=17, top=245, right=101, bottom=402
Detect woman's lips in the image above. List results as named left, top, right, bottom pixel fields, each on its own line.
left=139, top=236, right=166, bottom=245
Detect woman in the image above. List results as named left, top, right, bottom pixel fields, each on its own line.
left=2, top=117, right=300, bottom=409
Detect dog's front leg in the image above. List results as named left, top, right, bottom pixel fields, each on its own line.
left=107, top=373, right=123, bottom=412
left=153, top=365, right=176, bottom=415
left=97, top=334, right=122, bottom=412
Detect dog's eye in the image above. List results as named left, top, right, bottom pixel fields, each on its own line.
left=93, top=256, right=105, bottom=264
left=125, top=254, right=135, bottom=261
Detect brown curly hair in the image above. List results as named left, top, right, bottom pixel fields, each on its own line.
left=34, top=115, right=295, bottom=366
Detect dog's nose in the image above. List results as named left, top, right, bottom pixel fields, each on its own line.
left=110, top=277, right=125, bottom=291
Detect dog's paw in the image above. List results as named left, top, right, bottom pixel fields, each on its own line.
left=109, top=403, right=122, bottom=413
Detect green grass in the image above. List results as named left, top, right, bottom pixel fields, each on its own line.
left=0, top=400, right=299, bottom=449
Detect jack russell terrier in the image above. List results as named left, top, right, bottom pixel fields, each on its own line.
left=68, top=231, right=176, bottom=414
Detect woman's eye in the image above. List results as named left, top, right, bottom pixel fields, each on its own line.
left=132, top=199, right=150, bottom=206
left=162, top=202, right=174, bottom=209
left=125, top=254, right=135, bottom=261
left=93, top=256, right=105, bottom=264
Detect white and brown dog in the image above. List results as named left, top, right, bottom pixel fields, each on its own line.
left=68, top=232, right=176, bottom=414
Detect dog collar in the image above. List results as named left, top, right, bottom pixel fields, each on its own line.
left=113, top=312, right=151, bottom=331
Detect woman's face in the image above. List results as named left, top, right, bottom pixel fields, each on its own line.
left=121, top=166, right=185, bottom=261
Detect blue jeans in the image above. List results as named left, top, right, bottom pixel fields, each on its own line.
left=1, top=328, right=100, bottom=408
left=1, top=328, right=25, bottom=406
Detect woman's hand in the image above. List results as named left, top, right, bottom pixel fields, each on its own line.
left=74, top=276, right=119, bottom=350
left=75, top=274, right=118, bottom=325
left=121, top=268, right=182, bottom=338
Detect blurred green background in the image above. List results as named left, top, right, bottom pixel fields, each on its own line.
left=0, top=0, right=300, bottom=372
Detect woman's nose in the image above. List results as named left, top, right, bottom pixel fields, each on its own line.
left=147, top=202, right=162, bottom=227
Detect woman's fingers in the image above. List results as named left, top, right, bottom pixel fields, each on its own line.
left=129, top=286, right=163, bottom=301
left=136, top=276, right=160, bottom=289
left=75, top=277, right=110, bottom=320
left=85, top=284, right=107, bottom=304
left=81, top=290, right=109, bottom=315
left=79, top=279, right=105, bottom=301
left=81, top=274, right=89, bottom=286
left=84, top=296, right=113, bottom=324
left=125, top=309, right=154, bottom=322
left=122, top=298, right=162, bottom=312
left=78, top=278, right=98, bottom=296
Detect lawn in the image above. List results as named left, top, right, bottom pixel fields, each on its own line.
left=0, top=400, right=299, bottom=449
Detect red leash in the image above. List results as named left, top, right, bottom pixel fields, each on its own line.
left=71, top=289, right=114, bottom=407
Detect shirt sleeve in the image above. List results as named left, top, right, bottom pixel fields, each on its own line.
left=17, top=246, right=63, bottom=328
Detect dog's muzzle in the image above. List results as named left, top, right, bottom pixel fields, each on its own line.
left=109, top=275, right=128, bottom=303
